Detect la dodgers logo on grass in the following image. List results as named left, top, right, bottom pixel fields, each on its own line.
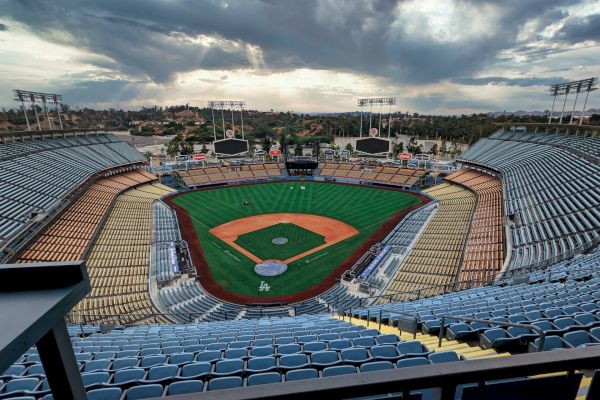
left=258, top=281, right=271, bottom=292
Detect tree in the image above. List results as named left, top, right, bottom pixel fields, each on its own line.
left=294, top=141, right=303, bottom=155
left=345, top=143, right=354, bottom=154
left=143, top=151, right=153, bottom=160
left=392, top=141, right=404, bottom=155
left=429, top=144, right=438, bottom=155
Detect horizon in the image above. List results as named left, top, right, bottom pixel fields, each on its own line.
left=1, top=1, right=600, bottom=114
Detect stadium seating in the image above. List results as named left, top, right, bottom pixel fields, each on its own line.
left=17, top=170, right=155, bottom=263
left=445, top=169, right=504, bottom=286
left=318, top=163, right=426, bottom=187
left=460, top=134, right=600, bottom=273
left=361, top=203, right=438, bottom=289
left=0, top=315, right=451, bottom=398
left=157, top=279, right=362, bottom=323
left=491, top=129, right=600, bottom=160
left=383, top=182, right=475, bottom=299
left=177, top=163, right=287, bottom=188
left=350, top=245, right=600, bottom=354
left=0, top=134, right=145, bottom=252
left=70, top=183, right=174, bottom=325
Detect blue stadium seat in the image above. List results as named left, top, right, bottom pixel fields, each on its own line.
left=146, top=365, right=178, bottom=382
left=278, top=344, right=302, bottom=355
left=563, top=331, right=600, bottom=348
left=86, top=387, right=122, bottom=400
left=81, top=372, right=111, bottom=387
left=213, top=359, right=244, bottom=377
left=359, top=361, right=394, bottom=372
left=166, top=380, right=204, bottom=396
left=322, top=365, right=356, bottom=377
left=246, top=357, right=277, bottom=374
left=246, top=372, right=281, bottom=386
left=278, top=354, right=310, bottom=371
left=113, top=368, right=145, bottom=384
left=396, top=357, right=429, bottom=368
left=369, top=345, right=402, bottom=362
left=396, top=341, right=432, bottom=358
left=125, top=384, right=164, bottom=399
left=180, top=362, right=212, bottom=378
left=285, top=368, right=319, bottom=381
left=207, top=376, right=243, bottom=391
left=428, top=351, right=460, bottom=364
left=376, top=334, right=400, bottom=345
left=303, top=341, right=327, bottom=353
left=309, top=351, right=340, bottom=368
left=340, top=348, right=372, bottom=365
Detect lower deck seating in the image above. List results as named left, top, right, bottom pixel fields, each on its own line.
left=157, top=279, right=363, bottom=323
left=383, top=183, right=475, bottom=299
left=319, top=163, right=426, bottom=187
left=71, top=183, right=174, bottom=325
left=178, top=163, right=286, bottom=187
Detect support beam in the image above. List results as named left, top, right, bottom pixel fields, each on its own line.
left=37, top=321, right=86, bottom=400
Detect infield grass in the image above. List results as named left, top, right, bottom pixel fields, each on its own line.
left=173, top=181, right=421, bottom=298
left=234, top=223, right=325, bottom=261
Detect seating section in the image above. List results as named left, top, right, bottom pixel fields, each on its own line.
left=17, top=170, right=156, bottom=263
left=319, top=163, right=426, bottom=187
left=491, top=129, right=600, bottom=160
left=351, top=245, right=600, bottom=354
left=360, top=203, right=438, bottom=289
left=71, top=183, right=174, bottom=325
left=177, top=163, right=286, bottom=187
left=151, top=202, right=189, bottom=284
left=0, top=316, right=452, bottom=398
left=383, top=183, right=475, bottom=299
left=0, top=134, right=145, bottom=250
left=460, top=135, right=600, bottom=273
left=158, top=279, right=362, bottom=323
left=446, top=169, right=504, bottom=286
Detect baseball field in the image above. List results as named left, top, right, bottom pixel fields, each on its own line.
left=168, top=181, right=425, bottom=303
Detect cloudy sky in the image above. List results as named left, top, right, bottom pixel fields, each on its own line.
left=1, top=0, right=599, bottom=114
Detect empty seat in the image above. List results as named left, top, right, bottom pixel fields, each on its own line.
left=285, top=368, right=319, bottom=381
left=86, top=388, right=122, bottom=400
left=246, top=372, right=281, bottom=386
left=125, top=384, right=163, bottom=399
left=207, top=376, right=243, bottom=391
left=167, top=380, right=204, bottom=396
left=322, top=365, right=356, bottom=377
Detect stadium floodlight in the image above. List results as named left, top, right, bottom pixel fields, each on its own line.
left=207, top=100, right=246, bottom=140
left=13, top=89, right=64, bottom=131
left=357, top=97, right=397, bottom=138
left=547, top=78, right=598, bottom=125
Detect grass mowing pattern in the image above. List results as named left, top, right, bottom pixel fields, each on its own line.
left=173, top=181, right=421, bottom=297
left=234, top=223, right=325, bottom=261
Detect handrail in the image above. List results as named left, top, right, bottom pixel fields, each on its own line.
left=437, top=314, right=546, bottom=352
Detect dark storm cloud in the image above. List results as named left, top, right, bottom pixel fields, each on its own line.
left=0, top=0, right=595, bottom=84
left=556, top=14, right=600, bottom=43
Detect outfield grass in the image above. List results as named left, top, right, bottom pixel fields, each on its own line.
left=234, top=223, right=325, bottom=261
left=173, top=181, right=421, bottom=297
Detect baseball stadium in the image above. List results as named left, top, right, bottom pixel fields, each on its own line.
left=0, top=16, right=600, bottom=400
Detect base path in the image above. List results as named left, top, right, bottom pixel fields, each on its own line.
left=210, top=213, right=359, bottom=264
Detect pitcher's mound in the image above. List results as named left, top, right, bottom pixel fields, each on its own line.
left=272, top=237, right=288, bottom=245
